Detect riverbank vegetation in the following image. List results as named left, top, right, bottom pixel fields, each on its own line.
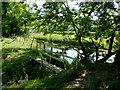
left=1, top=1, right=120, bottom=89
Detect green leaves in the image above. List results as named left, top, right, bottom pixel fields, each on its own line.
left=32, top=3, right=38, bottom=8
left=2, top=2, right=32, bottom=37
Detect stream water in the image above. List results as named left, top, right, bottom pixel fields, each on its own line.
left=46, top=47, right=115, bottom=64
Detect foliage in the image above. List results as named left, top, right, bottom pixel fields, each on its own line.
left=109, top=80, right=120, bottom=89
left=2, top=1, right=120, bottom=89
left=2, top=2, right=32, bottom=37
left=32, top=1, right=120, bottom=63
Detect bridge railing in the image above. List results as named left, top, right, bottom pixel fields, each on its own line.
left=34, top=39, right=80, bottom=70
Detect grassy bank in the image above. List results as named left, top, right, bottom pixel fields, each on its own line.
left=31, top=33, right=112, bottom=50
left=2, top=35, right=120, bottom=89
left=2, top=37, right=54, bottom=86
left=9, top=68, right=80, bottom=88
left=8, top=63, right=120, bottom=89
left=31, top=33, right=95, bottom=49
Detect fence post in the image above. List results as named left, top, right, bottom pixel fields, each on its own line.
left=36, top=41, right=38, bottom=57
left=62, top=48, right=67, bottom=70
left=50, top=42, right=53, bottom=63
left=43, top=42, right=45, bottom=52
left=76, top=48, right=79, bottom=70
left=30, top=37, right=34, bottom=49
left=23, top=37, right=25, bottom=44
left=39, top=41, right=43, bottom=66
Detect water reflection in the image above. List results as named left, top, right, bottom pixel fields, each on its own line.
left=90, top=53, right=115, bottom=63
left=46, top=47, right=115, bottom=64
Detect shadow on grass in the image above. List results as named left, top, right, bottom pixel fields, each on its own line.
left=9, top=68, right=80, bottom=88
left=2, top=48, right=53, bottom=85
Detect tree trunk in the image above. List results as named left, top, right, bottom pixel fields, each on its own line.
left=78, top=35, right=90, bottom=62
left=90, top=37, right=98, bottom=62
left=97, top=32, right=115, bottom=63
left=96, top=47, right=98, bottom=62
left=108, top=33, right=115, bottom=55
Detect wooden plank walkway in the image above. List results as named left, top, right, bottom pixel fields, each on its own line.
left=34, top=58, right=64, bottom=74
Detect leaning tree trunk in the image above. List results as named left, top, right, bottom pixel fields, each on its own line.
left=78, top=35, right=90, bottom=62
left=97, top=32, right=115, bottom=63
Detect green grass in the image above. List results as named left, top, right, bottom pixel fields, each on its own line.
left=31, top=33, right=104, bottom=57
left=2, top=37, right=54, bottom=85
left=2, top=36, right=71, bottom=87
left=50, top=31, right=75, bottom=35
left=2, top=34, right=120, bottom=89
left=32, top=32, right=120, bottom=52
left=31, top=33, right=84, bottom=47
left=2, top=37, right=35, bottom=49
left=9, top=68, right=80, bottom=88
left=2, top=37, right=36, bottom=59
left=7, top=63, right=120, bottom=89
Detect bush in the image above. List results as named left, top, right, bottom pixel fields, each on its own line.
left=109, top=80, right=120, bottom=89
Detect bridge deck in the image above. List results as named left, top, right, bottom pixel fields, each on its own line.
left=35, top=58, right=64, bottom=73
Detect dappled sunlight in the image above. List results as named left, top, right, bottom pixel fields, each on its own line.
left=2, top=38, right=52, bottom=87
left=2, top=1, right=120, bottom=89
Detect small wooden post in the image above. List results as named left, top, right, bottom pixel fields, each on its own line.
left=50, top=42, right=53, bottom=63
left=23, top=37, right=25, bottom=44
left=43, top=42, right=46, bottom=52
left=39, top=41, right=43, bottom=66
left=76, top=48, right=79, bottom=70
left=30, top=37, right=34, bottom=49
left=36, top=41, right=38, bottom=57
left=63, top=48, right=67, bottom=70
